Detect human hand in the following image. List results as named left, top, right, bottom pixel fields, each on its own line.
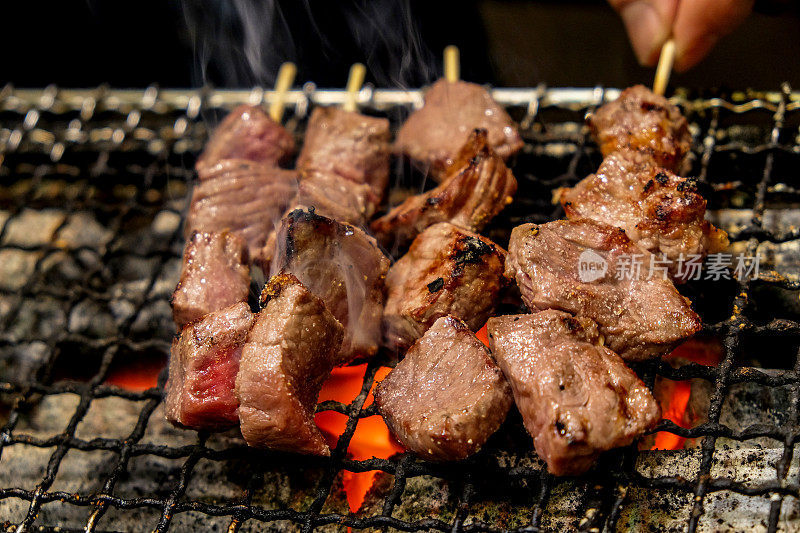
left=608, top=0, right=754, bottom=71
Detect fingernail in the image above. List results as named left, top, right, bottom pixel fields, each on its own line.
left=620, top=1, right=670, bottom=66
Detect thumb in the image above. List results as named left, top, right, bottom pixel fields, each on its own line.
left=608, top=0, right=679, bottom=66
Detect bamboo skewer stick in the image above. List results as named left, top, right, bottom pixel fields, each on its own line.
left=269, top=62, right=297, bottom=122
left=444, top=45, right=460, bottom=82
left=343, top=63, right=366, bottom=113
left=653, top=39, right=676, bottom=96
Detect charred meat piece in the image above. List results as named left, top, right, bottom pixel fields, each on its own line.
left=297, top=107, right=391, bottom=214
left=186, top=159, right=297, bottom=259
left=560, top=150, right=728, bottom=277
left=171, top=231, right=251, bottom=328
left=376, top=316, right=513, bottom=461
left=372, top=130, right=517, bottom=249
left=395, top=79, right=524, bottom=178
left=588, top=85, right=691, bottom=172
left=236, top=273, right=343, bottom=455
left=384, top=223, right=507, bottom=350
left=487, top=311, right=661, bottom=476
left=196, top=104, right=295, bottom=169
left=269, top=209, right=391, bottom=362
left=506, top=219, right=701, bottom=361
left=165, top=302, right=254, bottom=430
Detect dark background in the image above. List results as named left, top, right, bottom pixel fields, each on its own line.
left=2, top=0, right=799, bottom=90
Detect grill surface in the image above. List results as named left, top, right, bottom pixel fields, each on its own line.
left=1, top=84, right=800, bottom=532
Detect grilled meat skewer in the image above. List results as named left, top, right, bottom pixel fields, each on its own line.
left=165, top=302, right=254, bottom=431
left=376, top=316, right=513, bottom=461
left=588, top=84, right=691, bottom=172
left=372, top=129, right=517, bottom=250
left=383, top=223, right=507, bottom=351
left=487, top=310, right=661, bottom=476
left=395, top=79, right=523, bottom=179
left=196, top=104, right=295, bottom=170
left=236, top=273, right=343, bottom=456
left=171, top=231, right=250, bottom=328
left=506, top=219, right=702, bottom=361
left=559, top=149, right=728, bottom=280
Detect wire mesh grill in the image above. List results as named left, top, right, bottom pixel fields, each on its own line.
left=1, top=83, right=800, bottom=532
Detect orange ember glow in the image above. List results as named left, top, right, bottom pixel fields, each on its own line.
left=651, top=337, right=724, bottom=451
left=105, top=356, right=163, bottom=391
left=108, top=355, right=401, bottom=511
left=476, top=323, right=490, bottom=347
left=652, top=380, right=691, bottom=450
left=315, top=364, right=404, bottom=513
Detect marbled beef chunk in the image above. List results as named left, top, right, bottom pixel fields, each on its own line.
left=165, top=302, right=254, bottom=430
left=383, top=223, right=506, bottom=350
left=487, top=311, right=661, bottom=476
left=395, top=79, right=523, bottom=178
left=186, top=159, right=297, bottom=259
left=506, top=219, right=701, bottom=361
left=236, top=273, right=343, bottom=455
left=196, top=104, right=295, bottom=169
left=269, top=209, right=391, bottom=362
left=372, top=129, right=517, bottom=249
left=559, top=150, right=728, bottom=277
left=588, top=85, right=691, bottom=172
left=171, top=231, right=250, bottom=328
left=375, top=316, right=512, bottom=461
left=297, top=107, right=391, bottom=215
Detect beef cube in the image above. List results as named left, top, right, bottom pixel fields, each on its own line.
left=196, top=104, right=295, bottom=169
left=375, top=316, right=512, bottom=461
left=559, top=150, right=728, bottom=279
left=487, top=311, right=661, bottom=476
left=383, top=222, right=506, bottom=350
left=186, top=159, right=297, bottom=259
left=269, top=209, right=391, bottom=362
left=236, top=273, right=343, bottom=455
left=165, top=302, right=254, bottom=430
left=394, top=79, right=523, bottom=178
left=372, top=129, right=517, bottom=249
left=291, top=169, right=374, bottom=226
left=297, top=107, right=391, bottom=214
left=588, top=85, right=691, bottom=172
left=171, top=231, right=250, bottom=328
left=506, top=219, right=701, bottom=361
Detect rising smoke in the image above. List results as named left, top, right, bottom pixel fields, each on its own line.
left=181, top=0, right=436, bottom=88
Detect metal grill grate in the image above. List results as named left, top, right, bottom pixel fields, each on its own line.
left=1, top=83, right=800, bottom=532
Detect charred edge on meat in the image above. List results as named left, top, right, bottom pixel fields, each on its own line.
left=676, top=178, right=698, bottom=192
left=640, top=101, right=666, bottom=113
left=454, top=236, right=494, bottom=266
left=427, top=277, right=445, bottom=293
left=280, top=207, right=356, bottom=264
left=562, top=315, right=582, bottom=333
left=425, top=196, right=441, bottom=206
left=259, top=272, right=300, bottom=308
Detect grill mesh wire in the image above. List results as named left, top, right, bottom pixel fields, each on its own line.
left=1, top=84, right=800, bottom=532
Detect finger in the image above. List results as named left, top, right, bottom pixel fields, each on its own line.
left=608, top=0, right=679, bottom=66
left=672, top=0, right=753, bottom=71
